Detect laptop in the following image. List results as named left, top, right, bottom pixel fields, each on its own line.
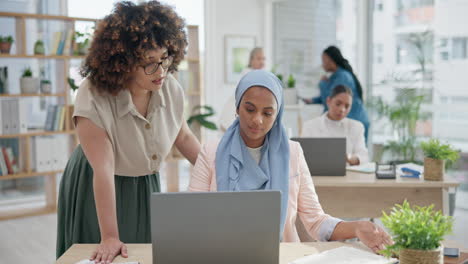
left=150, top=191, right=281, bottom=264
left=290, top=137, right=346, bottom=176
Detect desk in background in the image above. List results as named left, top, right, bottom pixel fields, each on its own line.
left=312, top=170, right=459, bottom=218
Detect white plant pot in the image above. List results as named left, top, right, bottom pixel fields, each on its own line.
left=20, top=77, right=39, bottom=94
left=283, top=88, right=297, bottom=105
left=40, top=83, right=52, bottom=94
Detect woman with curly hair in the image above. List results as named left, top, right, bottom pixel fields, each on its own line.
left=56, top=1, right=200, bottom=262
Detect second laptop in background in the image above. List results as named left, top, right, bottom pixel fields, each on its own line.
left=291, top=137, right=346, bottom=176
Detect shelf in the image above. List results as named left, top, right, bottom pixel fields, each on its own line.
left=0, top=11, right=98, bottom=22
left=0, top=205, right=56, bottom=221
left=0, top=170, right=64, bottom=180
left=0, top=93, right=66, bottom=97
left=0, top=54, right=86, bottom=59
left=0, top=130, right=75, bottom=138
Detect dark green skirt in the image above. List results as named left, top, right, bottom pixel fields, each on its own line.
left=56, top=145, right=160, bottom=258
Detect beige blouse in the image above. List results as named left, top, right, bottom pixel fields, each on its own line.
left=73, top=74, right=185, bottom=176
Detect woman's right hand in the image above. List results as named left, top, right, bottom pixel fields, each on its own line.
left=90, top=237, right=128, bottom=264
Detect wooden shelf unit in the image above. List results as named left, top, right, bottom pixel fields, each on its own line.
left=0, top=11, right=98, bottom=220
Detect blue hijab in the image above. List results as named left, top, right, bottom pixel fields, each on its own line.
left=215, top=70, right=290, bottom=239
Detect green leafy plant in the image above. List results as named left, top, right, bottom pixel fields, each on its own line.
left=381, top=200, right=453, bottom=257
left=187, top=105, right=217, bottom=130
left=421, top=139, right=460, bottom=162
left=73, top=31, right=91, bottom=55
left=41, top=79, right=51, bottom=84
left=276, top=73, right=283, bottom=82
left=369, top=31, right=434, bottom=164
left=287, top=74, right=295, bottom=88
left=67, top=77, right=78, bottom=91
left=370, top=89, right=430, bottom=162
left=22, top=67, right=33, bottom=78
left=0, top=36, right=14, bottom=43
left=34, top=40, right=45, bottom=54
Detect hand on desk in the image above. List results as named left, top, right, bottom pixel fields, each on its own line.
left=355, top=221, right=393, bottom=254
left=346, top=155, right=360, bottom=166
left=90, top=237, right=128, bottom=264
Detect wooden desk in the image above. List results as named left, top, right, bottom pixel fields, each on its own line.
left=56, top=242, right=372, bottom=264
left=56, top=242, right=468, bottom=264
left=312, top=171, right=459, bottom=218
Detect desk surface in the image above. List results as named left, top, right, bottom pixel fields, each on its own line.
left=313, top=171, right=459, bottom=188
left=57, top=242, right=468, bottom=264
left=56, top=242, right=371, bottom=264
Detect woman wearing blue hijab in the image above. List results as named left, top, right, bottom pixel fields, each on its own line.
left=189, top=70, right=391, bottom=253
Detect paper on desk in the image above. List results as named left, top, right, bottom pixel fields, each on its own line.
left=288, top=246, right=397, bottom=264
left=346, top=162, right=376, bottom=173
left=75, top=260, right=139, bottom=264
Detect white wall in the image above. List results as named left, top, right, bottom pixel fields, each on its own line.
left=204, top=0, right=269, bottom=138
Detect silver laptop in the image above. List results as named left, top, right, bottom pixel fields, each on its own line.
left=291, top=137, right=346, bottom=176
left=150, top=191, right=281, bottom=264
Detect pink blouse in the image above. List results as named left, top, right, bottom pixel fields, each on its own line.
left=188, top=140, right=342, bottom=242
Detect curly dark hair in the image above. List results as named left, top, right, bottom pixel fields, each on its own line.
left=80, top=1, right=187, bottom=94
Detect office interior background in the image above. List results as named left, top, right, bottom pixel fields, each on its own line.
left=0, top=0, right=467, bottom=262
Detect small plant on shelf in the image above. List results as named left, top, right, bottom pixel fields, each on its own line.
left=0, top=35, right=14, bottom=54
left=22, top=67, right=33, bottom=78
left=73, top=31, right=91, bottom=56
left=20, top=67, right=39, bottom=94
left=40, top=79, right=52, bottom=94
left=34, top=40, right=45, bottom=55
left=287, top=74, right=296, bottom=89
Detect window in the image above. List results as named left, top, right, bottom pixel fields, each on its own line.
left=452, top=37, right=468, bottom=59
left=374, top=0, right=384, bottom=12
left=439, top=38, right=450, bottom=60
left=374, top=43, right=383, bottom=64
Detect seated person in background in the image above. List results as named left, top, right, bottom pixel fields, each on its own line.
left=302, top=85, right=369, bottom=166
left=189, top=70, right=391, bottom=253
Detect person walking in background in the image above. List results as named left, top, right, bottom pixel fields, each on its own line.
left=303, top=46, right=370, bottom=141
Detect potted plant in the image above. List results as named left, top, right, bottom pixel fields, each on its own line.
left=0, top=35, right=14, bottom=54
left=73, top=31, right=91, bottom=55
left=34, top=40, right=45, bottom=55
left=283, top=74, right=297, bottom=105
left=381, top=200, right=453, bottom=264
left=20, top=67, right=39, bottom=94
left=187, top=105, right=217, bottom=132
left=420, top=139, right=460, bottom=181
left=40, top=79, right=52, bottom=93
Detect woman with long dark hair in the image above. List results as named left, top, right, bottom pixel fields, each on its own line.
left=303, top=46, right=370, bottom=141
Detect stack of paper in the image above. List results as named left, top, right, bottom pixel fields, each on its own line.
left=289, top=246, right=397, bottom=264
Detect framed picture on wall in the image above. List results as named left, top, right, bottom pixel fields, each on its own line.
left=224, top=35, right=256, bottom=84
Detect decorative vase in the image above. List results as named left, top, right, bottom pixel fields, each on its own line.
left=34, top=41, right=45, bottom=55
left=0, top=42, right=12, bottom=54
left=20, top=77, right=40, bottom=94
left=40, top=82, right=52, bottom=93
left=399, top=247, right=443, bottom=264
left=424, top=157, right=445, bottom=181
left=283, top=88, right=297, bottom=105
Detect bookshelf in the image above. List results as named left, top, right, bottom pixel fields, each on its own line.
left=0, top=11, right=98, bottom=220
left=166, top=25, right=203, bottom=192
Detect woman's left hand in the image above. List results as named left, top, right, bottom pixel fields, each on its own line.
left=355, top=221, right=393, bottom=253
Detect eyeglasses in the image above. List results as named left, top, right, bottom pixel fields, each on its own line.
left=142, top=56, right=173, bottom=75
